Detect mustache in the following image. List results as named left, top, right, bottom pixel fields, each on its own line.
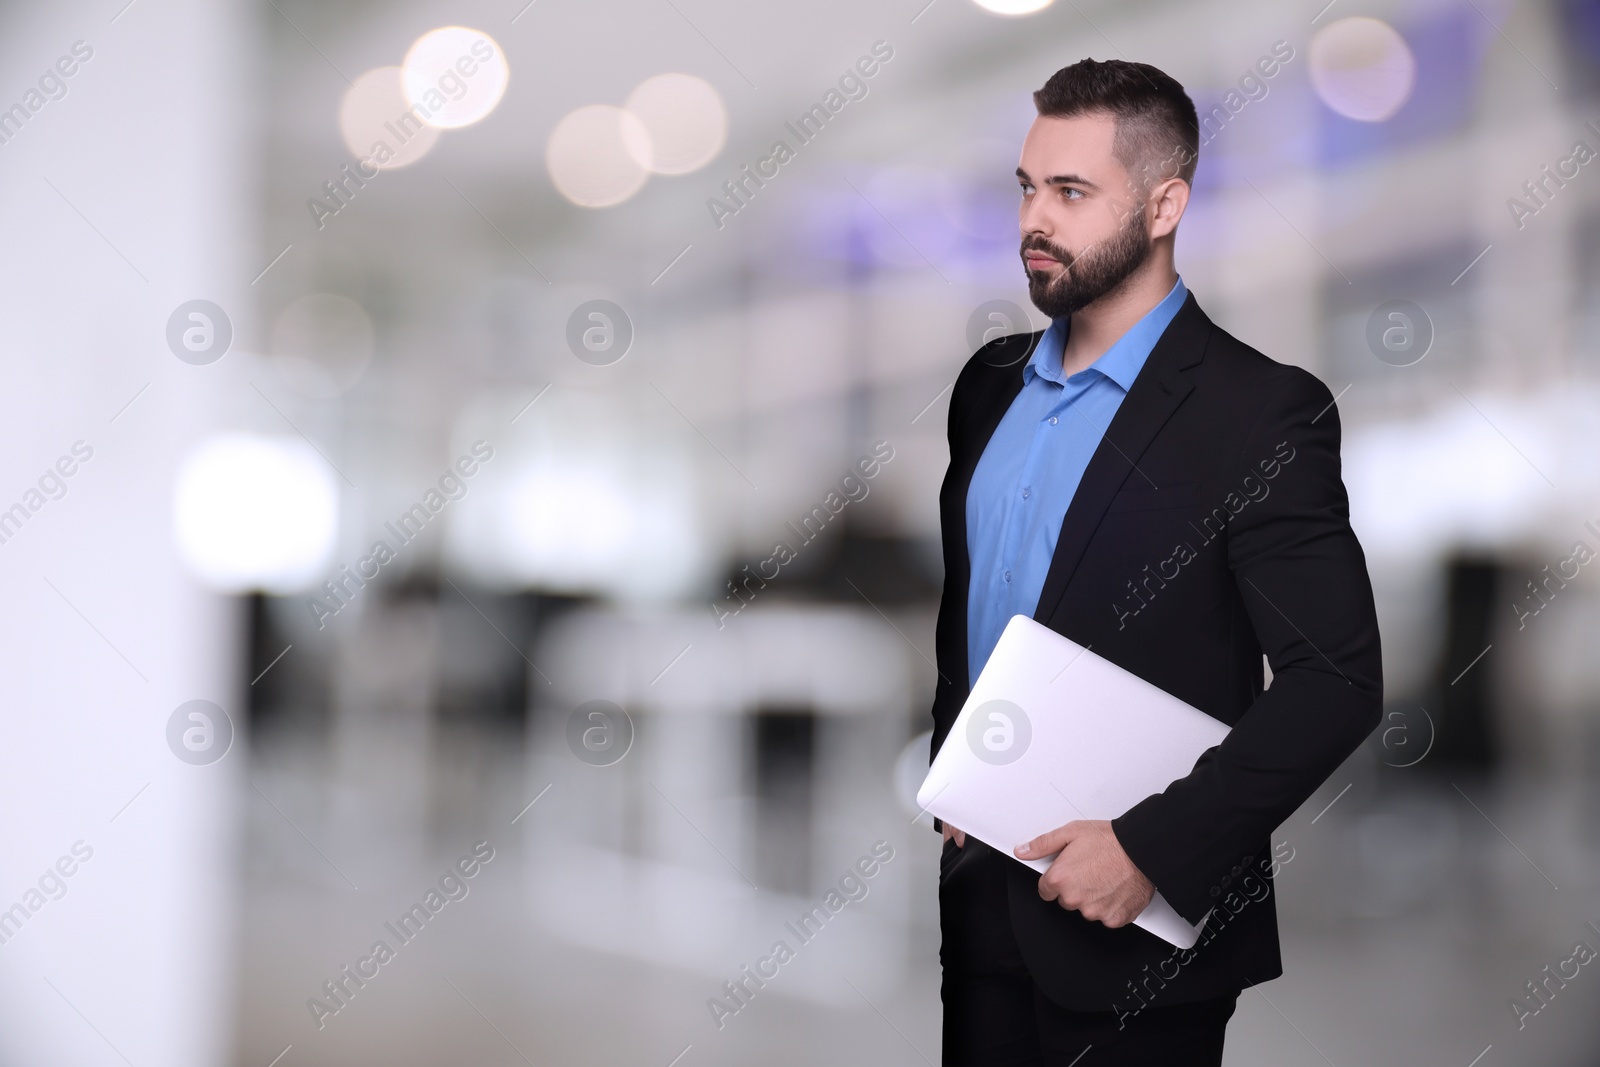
left=1020, top=236, right=1076, bottom=268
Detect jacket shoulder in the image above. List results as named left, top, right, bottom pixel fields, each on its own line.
left=952, top=329, right=1039, bottom=401
left=1200, top=322, right=1334, bottom=410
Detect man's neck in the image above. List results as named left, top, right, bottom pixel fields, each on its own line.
left=1059, top=258, right=1179, bottom=378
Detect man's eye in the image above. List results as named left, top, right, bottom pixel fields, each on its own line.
left=1019, top=183, right=1035, bottom=195
left=1062, top=187, right=1083, bottom=200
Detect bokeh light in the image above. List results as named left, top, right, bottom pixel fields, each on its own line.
left=173, top=433, right=339, bottom=593
left=401, top=25, right=509, bottom=129
left=971, top=0, right=1055, bottom=14
left=623, top=72, right=728, bottom=175
left=1310, top=16, right=1417, bottom=122
left=546, top=104, right=653, bottom=207
left=269, top=293, right=375, bottom=399
left=339, top=66, right=440, bottom=169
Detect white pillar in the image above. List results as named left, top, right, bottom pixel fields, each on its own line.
left=0, top=1, right=250, bottom=1063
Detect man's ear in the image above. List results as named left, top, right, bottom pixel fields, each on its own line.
left=1148, top=177, right=1190, bottom=239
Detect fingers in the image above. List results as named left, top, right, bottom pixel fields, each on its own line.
left=1036, top=858, right=1150, bottom=925
left=1037, top=880, right=1142, bottom=925
left=1036, top=856, right=1073, bottom=906
left=1086, top=892, right=1142, bottom=927
left=942, top=824, right=966, bottom=848
left=1015, top=820, right=1084, bottom=860
left=1038, top=875, right=1119, bottom=921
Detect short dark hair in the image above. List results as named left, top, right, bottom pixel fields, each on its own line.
left=1032, top=58, right=1199, bottom=191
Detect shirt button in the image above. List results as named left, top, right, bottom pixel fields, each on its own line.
left=1021, top=488, right=1030, bottom=499
left=1049, top=416, right=1059, bottom=425
left=1003, top=570, right=1012, bottom=583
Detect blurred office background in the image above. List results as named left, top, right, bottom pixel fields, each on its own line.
left=1, top=0, right=1599, bottom=1062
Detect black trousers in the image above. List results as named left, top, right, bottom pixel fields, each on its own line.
left=940, top=838, right=1238, bottom=1066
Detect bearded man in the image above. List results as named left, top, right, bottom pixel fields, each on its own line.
left=930, top=58, right=1382, bottom=1066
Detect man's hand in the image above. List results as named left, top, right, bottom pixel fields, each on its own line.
left=1016, top=820, right=1154, bottom=927
left=942, top=822, right=966, bottom=848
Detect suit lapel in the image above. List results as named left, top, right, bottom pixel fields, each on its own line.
left=951, top=340, right=1033, bottom=503
left=944, top=331, right=1037, bottom=693
left=1032, top=293, right=1210, bottom=625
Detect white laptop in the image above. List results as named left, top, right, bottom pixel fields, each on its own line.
left=917, top=614, right=1230, bottom=949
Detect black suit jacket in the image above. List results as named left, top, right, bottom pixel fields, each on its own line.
left=930, top=291, right=1382, bottom=1010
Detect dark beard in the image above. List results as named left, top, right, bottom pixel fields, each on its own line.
left=1023, top=211, right=1152, bottom=320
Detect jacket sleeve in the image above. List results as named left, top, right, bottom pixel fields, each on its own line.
left=1111, top=367, right=1383, bottom=925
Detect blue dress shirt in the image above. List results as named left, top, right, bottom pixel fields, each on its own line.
left=966, top=277, right=1188, bottom=685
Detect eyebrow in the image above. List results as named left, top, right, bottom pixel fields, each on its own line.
left=1016, top=167, right=1100, bottom=191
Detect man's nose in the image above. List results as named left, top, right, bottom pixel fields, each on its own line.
left=1020, top=197, right=1053, bottom=239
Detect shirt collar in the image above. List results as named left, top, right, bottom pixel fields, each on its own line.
left=1025, top=276, right=1188, bottom=391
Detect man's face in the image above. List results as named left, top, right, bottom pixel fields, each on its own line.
left=1016, top=112, right=1151, bottom=320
